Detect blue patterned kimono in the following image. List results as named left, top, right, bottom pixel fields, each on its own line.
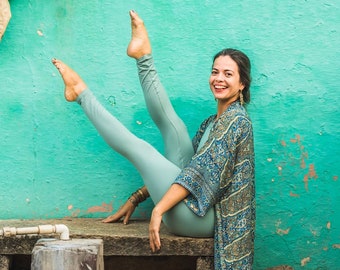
left=174, top=101, right=255, bottom=269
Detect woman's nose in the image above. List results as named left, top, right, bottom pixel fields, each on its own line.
left=216, top=72, right=224, bottom=81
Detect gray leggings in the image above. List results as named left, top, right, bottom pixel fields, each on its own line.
left=77, top=55, right=214, bottom=237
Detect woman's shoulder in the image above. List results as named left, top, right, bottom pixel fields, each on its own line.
left=220, top=102, right=251, bottom=122
left=199, top=114, right=216, bottom=128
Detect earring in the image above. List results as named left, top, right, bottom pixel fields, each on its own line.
left=239, top=90, right=244, bottom=106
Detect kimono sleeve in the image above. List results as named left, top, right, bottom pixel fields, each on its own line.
left=174, top=114, right=252, bottom=217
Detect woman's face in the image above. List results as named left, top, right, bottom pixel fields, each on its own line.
left=209, top=55, right=244, bottom=105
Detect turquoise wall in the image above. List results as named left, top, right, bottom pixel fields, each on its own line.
left=0, top=1, right=339, bottom=269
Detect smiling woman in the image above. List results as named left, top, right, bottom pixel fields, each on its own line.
left=52, top=10, right=255, bottom=270
left=209, top=48, right=252, bottom=112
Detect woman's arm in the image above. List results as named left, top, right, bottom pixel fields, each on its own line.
left=149, top=184, right=190, bottom=252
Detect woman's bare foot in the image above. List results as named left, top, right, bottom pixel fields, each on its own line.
left=52, top=59, right=87, bottom=102
left=126, top=10, right=152, bottom=59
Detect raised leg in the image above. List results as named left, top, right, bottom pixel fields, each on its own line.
left=127, top=11, right=194, bottom=168
left=52, top=59, right=214, bottom=237
left=77, top=89, right=214, bottom=237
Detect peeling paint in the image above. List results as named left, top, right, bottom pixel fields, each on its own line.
left=87, top=202, right=113, bottom=213
left=332, top=244, right=340, bottom=249
left=301, top=257, right=310, bottom=266
left=303, top=164, right=318, bottom=192
left=310, top=226, right=320, bottom=237
left=276, top=134, right=321, bottom=194
left=300, top=157, right=306, bottom=169
left=70, top=209, right=81, bottom=218
left=289, top=191, right=300, bottom=197
left=275, top=220, right=290, bottom=236
left=290, top=134, right=309, bottom=170
left=276, top=228, right=290, bottom=235
left=308, top=164, right=318, bottom=179
left=303, top=174, right=309, bottom=191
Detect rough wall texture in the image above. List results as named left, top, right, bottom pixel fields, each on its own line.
left=0, top=1, right=339, bottom=269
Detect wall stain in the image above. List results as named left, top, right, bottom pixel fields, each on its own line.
left=87, top=202, right=113, bottom=213
left=276, top=227, right=291, bottom=236
left=301, top=257, right=310, bottom=266
left=65, top=202, right=113, bottom=217
left=290, top=134, right=309, bottom=169
left=275, top=219, right=290, bottom=236
left=278, top=134, right=319, bottom=193
left=303, top=164, right=318, bottom=192
left=289, top=191, right=300, bottom=197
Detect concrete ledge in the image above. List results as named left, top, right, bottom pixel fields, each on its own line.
left=0, top=219, right=293, bottom=269
left=0, top=255, right=11, bottom=270
left=0, top=218, right=213, bottom=257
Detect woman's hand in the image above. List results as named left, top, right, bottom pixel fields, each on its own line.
left=102, top=186, right=149, bottom=224
left=148, top=184, right=190, bottom=252
left=149, top=208, right=163, bottom=252
left=102, top=199, right=136, bottom=224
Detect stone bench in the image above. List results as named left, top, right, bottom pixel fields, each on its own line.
left=0, top=218, right=214, bottom=270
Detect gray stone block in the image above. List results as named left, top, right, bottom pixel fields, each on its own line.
left=0, top=255, right=10, bottom=270
left=196, top=256, right=213, bottom=270
left=31, top=238, right=103, bottom=270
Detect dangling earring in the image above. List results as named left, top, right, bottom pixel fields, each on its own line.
left=239, top=90, right=244, bottom=106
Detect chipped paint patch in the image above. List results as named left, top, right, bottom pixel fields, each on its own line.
left=332, top=244, right=340, bottom=249
left=301, top=257, right=310, bottom=266
left=275, top=219, right=290, bottom=235
left=87, top=202, right=113, bottom=213
left=276, top=227, right=291, bottom=235
left=70, top=208, right=81, bottom=217
left=289, top=191, right=300, bottom=197
left=310, top=226, right=320, bottom=237
left=303, top=164, right=318, bottom=191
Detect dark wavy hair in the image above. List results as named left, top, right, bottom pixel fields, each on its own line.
left=213, top=48, right=252, bottom=104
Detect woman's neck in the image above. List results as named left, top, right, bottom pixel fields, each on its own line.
left=216, top=98, right=238, bottom=118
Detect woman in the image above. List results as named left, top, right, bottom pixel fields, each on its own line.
left=52, top=10, right=255, bottom=269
